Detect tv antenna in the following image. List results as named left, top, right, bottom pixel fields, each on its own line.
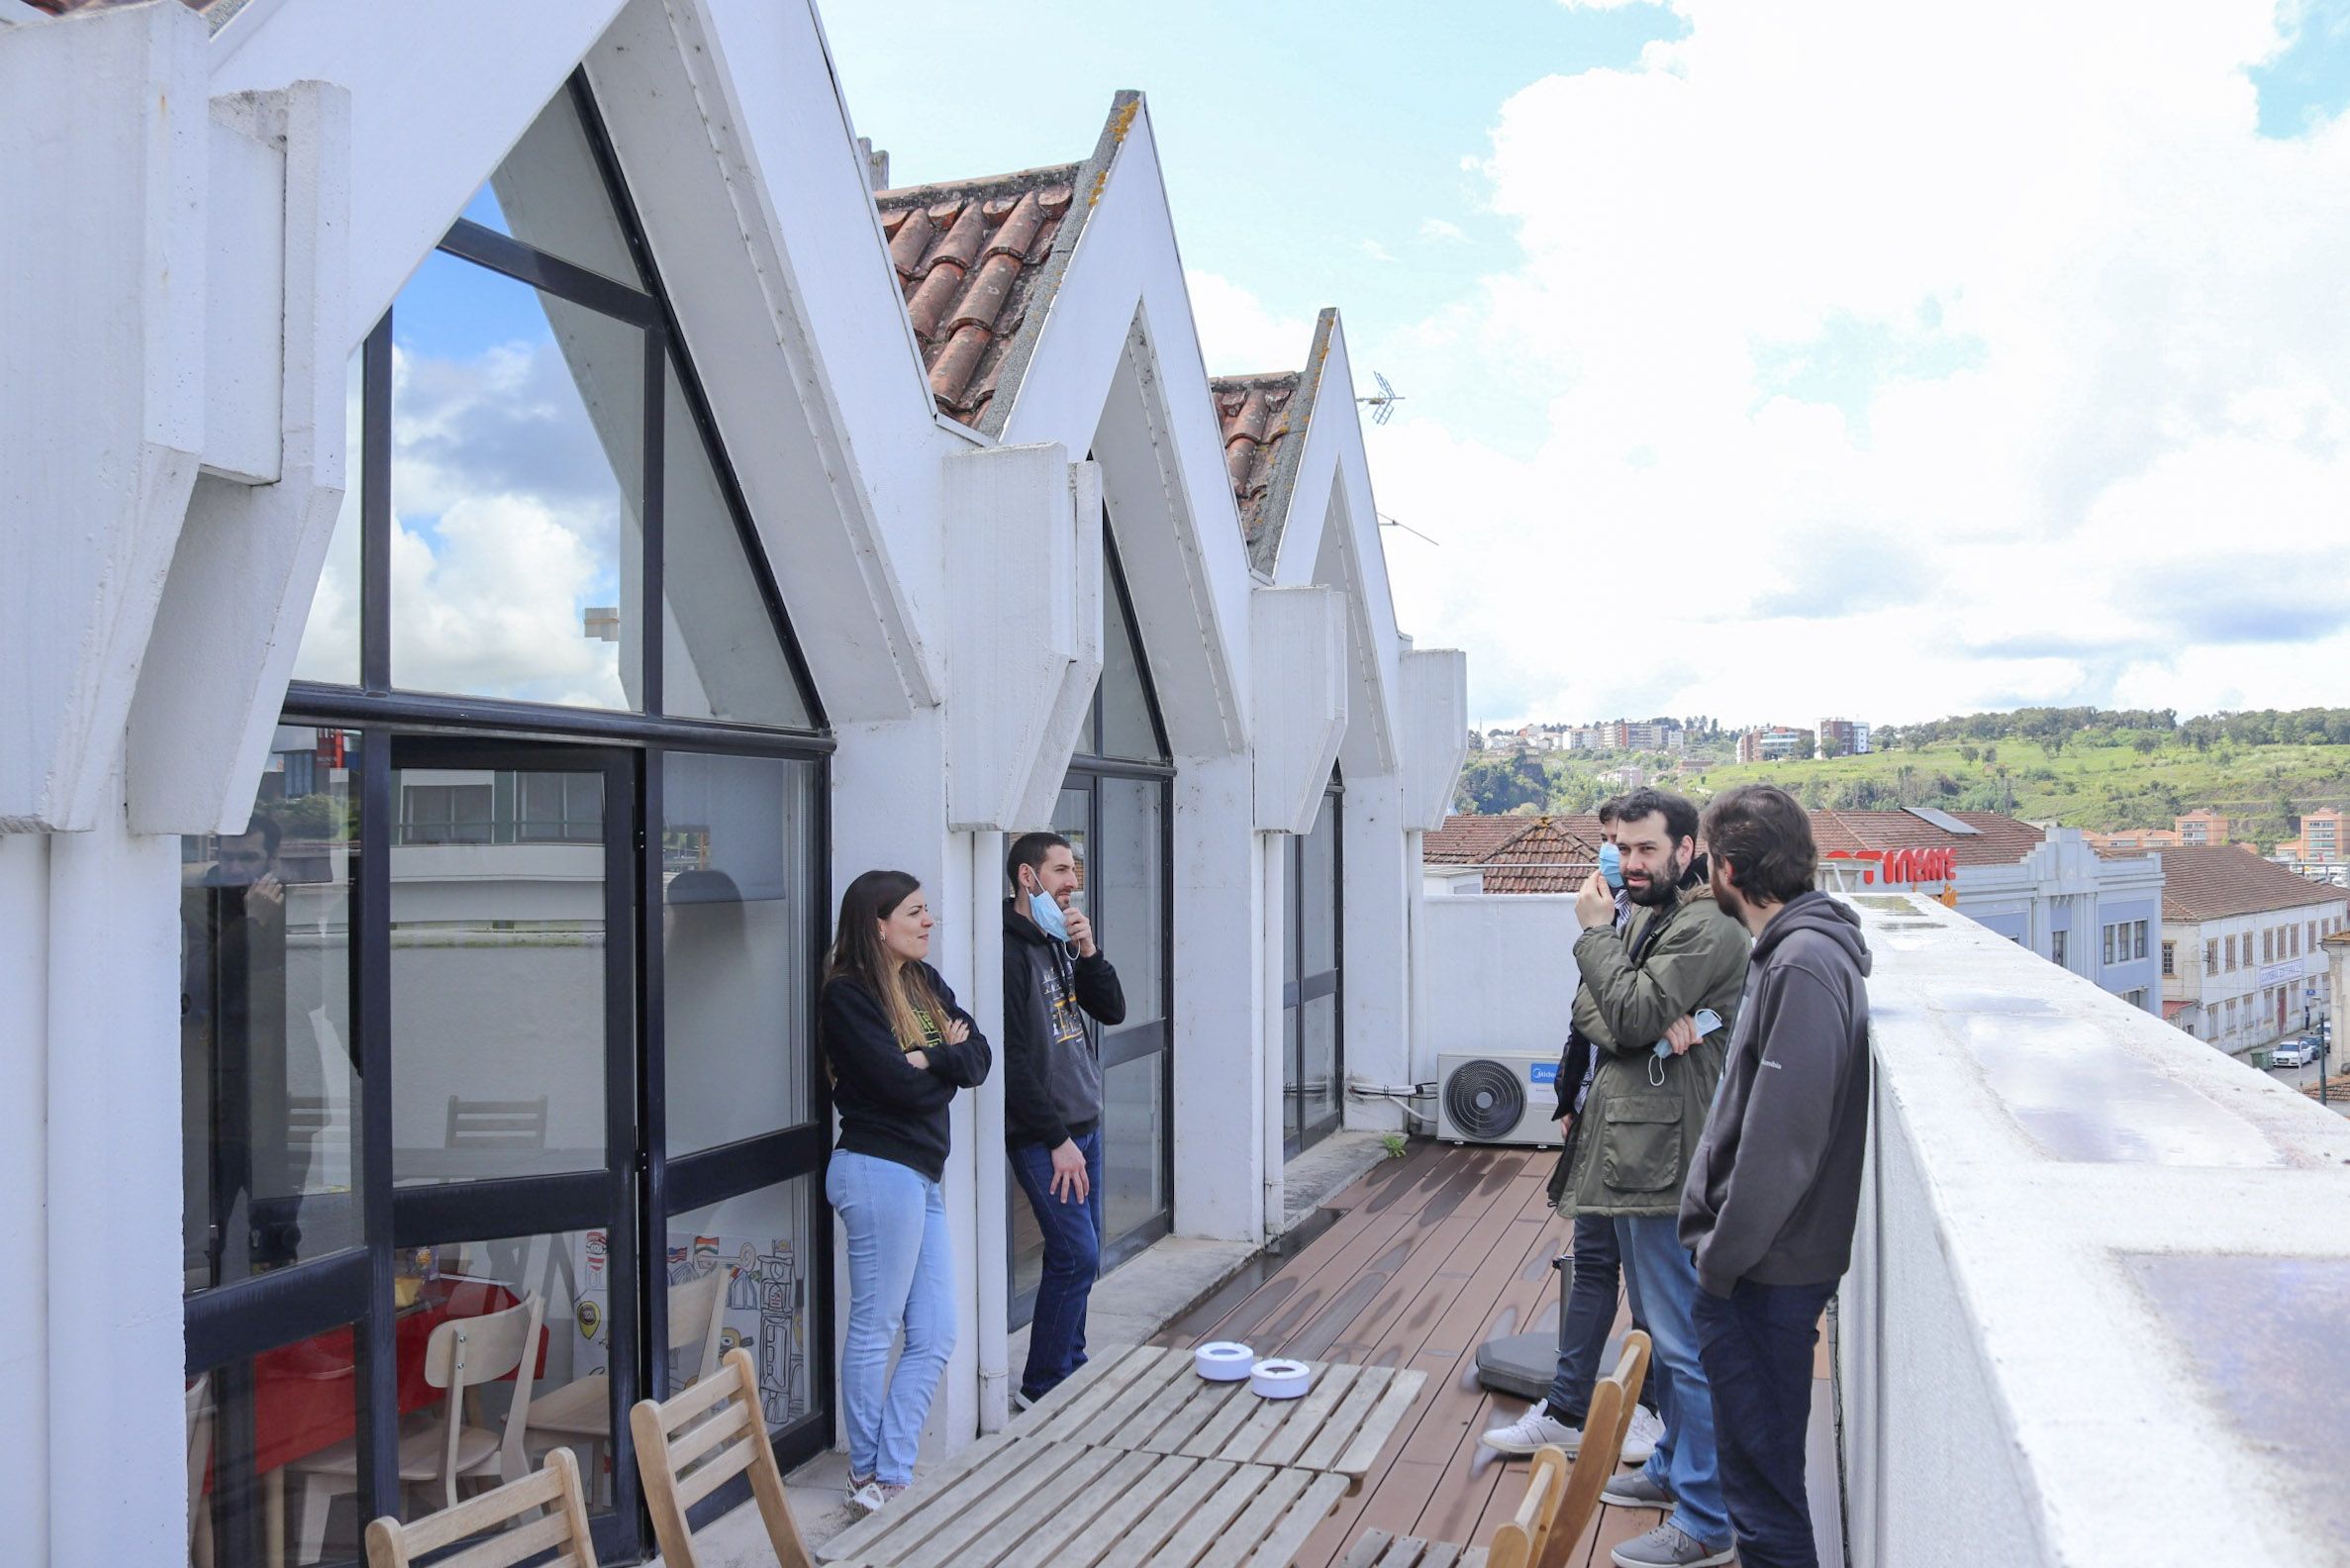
left=1357, top=370, right=1405, bottom=426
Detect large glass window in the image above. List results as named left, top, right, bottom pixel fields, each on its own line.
left=662, top=752, right=822, bottom=1154
left=1009, top=526, right=1174, bottom=1322
left=665, top=1177, right=820, bottom=1436
left=1283, top=774, right=1343, bottom=1156
left=194, top=72, right=832, bottom=1568
left=389, top=250, right=645, bottom=711
left=182, top=731, right=363, bottom=1291
left=390, top=758, right=613, bottom=1184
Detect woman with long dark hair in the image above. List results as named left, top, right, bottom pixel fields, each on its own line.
left=821, top=870, right=990, bottom=1515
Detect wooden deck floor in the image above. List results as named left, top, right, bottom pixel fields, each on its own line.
left=1153, top=1140, right=1841, bottom=1568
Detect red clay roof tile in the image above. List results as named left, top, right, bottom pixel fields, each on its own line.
left=874, top=163, right=1081, bottom=429
left=2148, top=844, right=2348, bottom=923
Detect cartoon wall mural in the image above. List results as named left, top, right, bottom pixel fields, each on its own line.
left=566, top=1225, right=807, bottom=1426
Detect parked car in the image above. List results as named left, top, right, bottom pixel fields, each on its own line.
left=2272, top=1038, right=2314, bottom=1068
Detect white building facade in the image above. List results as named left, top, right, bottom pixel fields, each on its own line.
left=0, top=4, right=1466, bottom=1564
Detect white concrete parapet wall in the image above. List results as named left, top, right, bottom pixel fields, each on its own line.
left=1841, top=893, right=2350, bottom=1567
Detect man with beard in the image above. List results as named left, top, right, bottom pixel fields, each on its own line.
left=1681, top=786, right=1872, bottom=1568
left=1557, top=789, right=1751, bottom=1568
left=1484, top=795, right=1666, bottom=1467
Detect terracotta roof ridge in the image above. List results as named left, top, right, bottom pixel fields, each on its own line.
left=873, top=161, right=1084, bottom=207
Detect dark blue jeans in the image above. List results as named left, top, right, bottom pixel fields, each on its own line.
left=1011, top=1127, right=1105, bottom=1401
left=1694, top=1278, right=1837, bottom=1568
left=1545, top=1212, right=1658, bottom=1422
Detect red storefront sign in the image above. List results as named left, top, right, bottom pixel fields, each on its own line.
left=1826, top=847, right=1957, bottom=885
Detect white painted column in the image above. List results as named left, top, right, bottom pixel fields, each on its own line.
left=1169, top=752, right=1264, bottom=1245
left=46, top=806, right=184, bottom=1568
left=0, top=834, right=52, bottom=1558
left=969, top=830, right=1010, bottom=1433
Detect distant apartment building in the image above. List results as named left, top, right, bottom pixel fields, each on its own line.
left=1737, top=725, right=1816, bottom=763
left=1811, top=813, right=2163, bottom=1013
left=2276, top=806, right=2345, bottom=868
left=2152, top=845, right=2348, bottom=1053
left=2087, top=827, right=2184, bottom=851
left=2176, top=810, right=2230, bottom=845
left=1557, top=720, right=1684, bottom=754
left=1817, top=717, right=1872, bottom=758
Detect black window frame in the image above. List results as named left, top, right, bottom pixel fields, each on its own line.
left=185, top=71, right=835, bottom=1566
left=1282, top=770, right=1345, bottom=1159
left=1011, top=524, right=1177, bottom=1327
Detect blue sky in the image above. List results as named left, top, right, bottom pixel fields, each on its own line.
left=823, top=1, right=2350, bottom=731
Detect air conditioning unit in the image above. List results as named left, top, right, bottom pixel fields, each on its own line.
left=1434, top=1051, right=1563, bottom=1147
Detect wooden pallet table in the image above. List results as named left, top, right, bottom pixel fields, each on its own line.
left=818, top=1346, right=1427, bottom=1568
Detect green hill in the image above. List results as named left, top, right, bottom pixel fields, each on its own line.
left=1457, top=732, right=2350, bottom=849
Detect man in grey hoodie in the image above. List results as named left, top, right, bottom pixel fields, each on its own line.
left=1681, top=786, right=1872, bottom=1568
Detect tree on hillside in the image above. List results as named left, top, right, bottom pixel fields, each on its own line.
left=1959, top=744, right=1979, bottom=763
left=2132, top=733, right=2162, bottom=755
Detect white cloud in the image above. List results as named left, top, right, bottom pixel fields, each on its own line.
left=1419, top=217, right=1469, bottom=245
left=1184, top=270, right=1316, bottom=375
left=1359, top=239, right=1398, bottom=263
left=1364, top=0, right=2350, bottom=727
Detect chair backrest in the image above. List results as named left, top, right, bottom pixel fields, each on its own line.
left=422, top=1291, right=545, bottom=1494
left=1531, top=1329, right=1653, bottom=1568
left=1485, top=1443, right=1570, bottom=1568
left=631, top=1346, right=813, bottom=1568
left=670, top=1266, right=730, bottom=1385
left=186, top=1374, right=213, bottom=1549
left=445, top=1096, right=550, bottom=1149
left=363, top=1446, right=597, bottom=1568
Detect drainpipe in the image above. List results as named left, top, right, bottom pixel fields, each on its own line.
left=972, top=830, right=1011, bottom=1431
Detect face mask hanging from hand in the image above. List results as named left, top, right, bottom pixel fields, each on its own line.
left=1028, top=889, right=1072, bottom=943
left=1599, top=841, right=1625, bottom=892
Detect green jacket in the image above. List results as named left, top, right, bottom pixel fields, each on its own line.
left=1556, top=882, right=1752, bottom=1219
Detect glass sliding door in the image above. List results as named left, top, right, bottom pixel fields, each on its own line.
left=1283, top=773, right=1344, bottom=1156
left=183, top=73, right=832, bottom=1566
left=1008, top=528, right=1175, bottom=1324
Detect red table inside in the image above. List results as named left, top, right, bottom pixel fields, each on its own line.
left=245, top=1276, right=550, bottom=1476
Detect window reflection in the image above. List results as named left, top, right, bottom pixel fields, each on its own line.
left=388, top=251, right=644, bottom=711
left=390, top=765, right=609, bottom=1183
left=180, top=729, right=362, bottom=1291
left=663, top=753, right=820, bottom=1153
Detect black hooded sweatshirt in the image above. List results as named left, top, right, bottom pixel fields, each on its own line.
left=1679, top=891, right=1873, bottom=1297
left=1002, top=900, right=1126, bottom=1148
left=821, top=962, right=992, bottom=1183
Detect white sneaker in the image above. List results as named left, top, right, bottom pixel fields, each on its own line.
left=1480, top=1403, right=1582, bottom=1456
left=1620, top=1405, right=1666, bottom=1466
left=845, top=1478, right=885, bottom=1516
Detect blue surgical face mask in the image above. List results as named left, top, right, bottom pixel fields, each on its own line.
left=1028, top=889, right=1071, bottom=943
left=1599, top=841, right=1625, bottom=892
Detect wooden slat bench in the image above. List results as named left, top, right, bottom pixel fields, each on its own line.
left=815, top=1345, right=1426, bottom=1568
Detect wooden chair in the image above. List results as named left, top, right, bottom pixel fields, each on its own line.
left=530, top=1267, right=730, bottom=1489
left=290, top=1292, right=547, bottom=1561
left=1344, top=1329, right=1652, bottom=1568
left=362, top=1446, right=596, bottom=1568
left=186, top=1374, right=214, bottom=1568
left=631, top=1345, right=813, bottom=1568
left=445, top=1095, right=550, bottom=1150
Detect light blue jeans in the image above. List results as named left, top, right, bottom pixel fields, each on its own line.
left=1616, top=1214, right=1732, bottom=1550
left=827, top=1151, right=957, bottom=1486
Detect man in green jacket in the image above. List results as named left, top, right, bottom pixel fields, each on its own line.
left=1558, top=789, right=1752, bottom=1568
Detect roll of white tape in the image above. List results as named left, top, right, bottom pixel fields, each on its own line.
left=1250, top=1358, right=1313, bottom=1400
left=1195, top=1342, right=1256, bottom=1381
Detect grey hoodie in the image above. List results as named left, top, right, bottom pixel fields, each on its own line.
left=1679, top=891, right=1873, bottom=1297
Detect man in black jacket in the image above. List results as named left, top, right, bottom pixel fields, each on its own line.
left=1004, top=831, right=1126, bottom=1404
left=1681, top=786, right=1872, bottom=1568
